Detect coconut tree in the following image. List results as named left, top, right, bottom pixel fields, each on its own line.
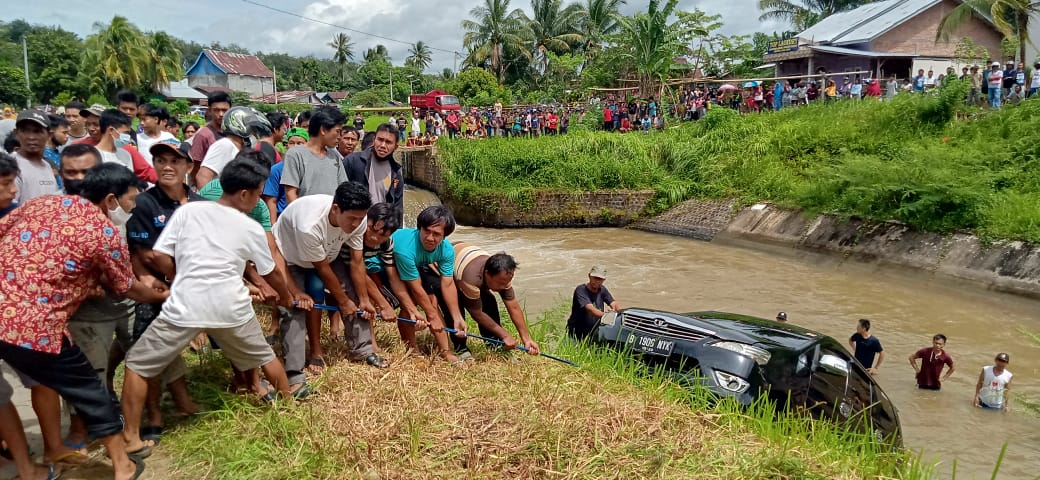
left=618, top=0, right=684, bottom=97
left=80, top=16, right=149, bottom=94
left=363, top=44, right=389, bottom=63
left=937, top=0, right=1038, bottom=64
left=461, top=0, right=533, bottom=84
left=526, top=0, right=584, bottom=73
left=574, top=0, right=626, bottom=56
left=145, top=31, right=183, bottom=92
left=757, top=0, right=871, bottom=31
left=328, top=33, right=354, bottom=82
left=407, top=41, right=433, bottom=71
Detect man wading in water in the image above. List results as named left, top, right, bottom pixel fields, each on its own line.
left=909, top=334, right=955, bottom=390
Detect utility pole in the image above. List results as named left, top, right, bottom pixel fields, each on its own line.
left=22, top=38, right=31, bottom=108
left=388, top=57, right=394, bottom=103
left=273, top=65, right=278, bottom=105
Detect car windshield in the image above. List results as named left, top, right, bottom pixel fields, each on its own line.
left=439, top=95, right=460, bottom=106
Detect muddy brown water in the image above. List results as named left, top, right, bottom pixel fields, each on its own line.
left=406, top=187, right=1040, bottom=480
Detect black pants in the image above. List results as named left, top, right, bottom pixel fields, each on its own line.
left=0, top=336, right=123, bottom=439
left=419, top=265, right=504, bottom=354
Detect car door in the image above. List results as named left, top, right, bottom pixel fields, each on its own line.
left=806, top=343, right=852, bottom=422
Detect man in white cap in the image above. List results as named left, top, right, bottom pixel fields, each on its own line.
left=974, top=353, right=1012, bottom=410
left=987, top=61, right=1004, bottom=108
left=567, top=265, right=621, bottom=340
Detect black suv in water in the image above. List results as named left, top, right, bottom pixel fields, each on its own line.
left=596, top=308, right=902, bottom=446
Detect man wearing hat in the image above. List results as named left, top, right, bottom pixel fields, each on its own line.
left=987, top=62, right=1004, bottom=108
left=1002, top=60, right=1018, bottom=98
left=567, top=265, right=622, bottom=340
left=73, top=103, right=107, bottom=146
left=974, top=353, right=1013, bottom=410
left=775, top=312, right=788, bottom=322
left=12, top=109, right=59, bottom=202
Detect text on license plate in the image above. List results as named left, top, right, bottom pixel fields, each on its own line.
left=626, top=332, right=674, bottom=356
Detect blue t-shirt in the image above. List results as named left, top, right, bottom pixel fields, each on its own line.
left=390, top=228, right=454, bottom=281
left=262, top=162, right=288, bottom=214
left=913, top=76, right=925, bottom=91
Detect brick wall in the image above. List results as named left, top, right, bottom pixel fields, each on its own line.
left=396, top=147, right=655, bottom=227
left=871, top=0, right=1002, bottom=60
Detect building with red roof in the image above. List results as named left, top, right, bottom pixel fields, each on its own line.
left=185, top=49, right=275, bottom=98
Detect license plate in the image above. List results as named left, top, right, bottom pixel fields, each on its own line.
left=626, top=331, right=674, bottom=356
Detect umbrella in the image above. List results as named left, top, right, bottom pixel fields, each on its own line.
left=742, top=81, right=760, bottom=88
left=719, top=84, right=738, bottom=92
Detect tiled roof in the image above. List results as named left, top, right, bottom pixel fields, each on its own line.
left=203, top=49, right=274, bottom=77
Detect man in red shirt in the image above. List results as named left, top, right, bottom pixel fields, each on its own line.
left=188, top=91, right=232, bottom=187
left=602, top=105, right=613, bottom=131
left=909, top=334, right=955, bottom=390
left=0, top=163, right=169, bottom=480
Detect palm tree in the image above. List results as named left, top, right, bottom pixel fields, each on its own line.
left=441, top=67, right=456, bottom=80
left=461, top=0, right=533, bottom=83
left=407, top=41, right=433, bottom=71
left=619, top=0, right=683, bottom=97
left=574, top=0, right=626, bottom=56
left=937, top=0, right=1038, bottom=64
left=80, top=16, right=149, bottom=94
left=145, top=31, right=183, bottom=92
left=328, top=33, right=354, bottom=66
left=757, top=0, right=870, bottom=31
left=363, top=44, right=389, bottom=63
left=526, top=0, right=584, bottom=73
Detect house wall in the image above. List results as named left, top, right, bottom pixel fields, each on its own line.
left=871, top=0, right=1003, bottom=61
left=228, top=75, right=274, bottom=97
left=186, top=74, right=228, bottom=90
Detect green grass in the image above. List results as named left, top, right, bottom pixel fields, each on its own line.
left=437, top=80, right=1040, bottom=242
left=153, top=306, right=954, bottom=479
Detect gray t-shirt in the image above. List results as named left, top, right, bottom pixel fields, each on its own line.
left=367, top=158, right=392, bottom=204
left=280, top=145, right=349, bottom=198
left=13, top=152, right=59, bottom=203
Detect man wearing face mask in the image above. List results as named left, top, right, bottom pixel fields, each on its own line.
left=77, top=107, right=157, bottom=185
left=196, top=106, right=269, bottom=188
left=0, top=162, right=169, bottom=480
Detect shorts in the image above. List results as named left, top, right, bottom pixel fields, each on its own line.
left=126, top=316, right=274, bottom=379
left=0, top=365, right=13, bottom=405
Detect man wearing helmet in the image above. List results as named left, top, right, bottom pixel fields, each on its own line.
left=196, top=106, right=271, bottom=188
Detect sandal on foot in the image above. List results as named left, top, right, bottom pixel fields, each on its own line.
left=127, top=444, right=152, bottom=460
left=305, top=357, right=326, bottom=375
left=129, top=455, right=146, bottom=480
left=140, top=426, right=163, bottom=446
left=47, top=449, right=90, bottom=466
left=256, top=380, right=277, bottom=403
left=364, top=353, right=390, bottom=369
left=290, top=382, right=312, bottom=400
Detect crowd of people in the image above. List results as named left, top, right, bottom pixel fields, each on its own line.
left=378, top=101, right=580, bottom=145
left=0, top=88, right=636, bottom=479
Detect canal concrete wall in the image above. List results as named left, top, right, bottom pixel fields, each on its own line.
left=396, top=147, right=655, bottom=227
left=397, top=148, right=1040, bottom=298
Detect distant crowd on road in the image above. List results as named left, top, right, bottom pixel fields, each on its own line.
left=378, top=101, right=580, bottom=145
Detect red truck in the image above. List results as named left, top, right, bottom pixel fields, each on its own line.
left=408, top=89, right=461, bottom=115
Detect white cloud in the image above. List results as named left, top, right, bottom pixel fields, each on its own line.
left=9, top=0, right=789, bottom=72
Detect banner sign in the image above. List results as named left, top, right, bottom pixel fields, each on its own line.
left=767, top=38, right=799, bottom=55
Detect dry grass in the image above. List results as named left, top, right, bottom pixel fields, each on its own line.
left=149, top=307, right=914, bottom=479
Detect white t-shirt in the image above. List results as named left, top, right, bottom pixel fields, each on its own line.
left=136, top=130, right=176, bottom=163
left=979, top=365, right=1013, bottom=408
left=99, top=149, right=134, bottom=172
left=200, top=137, right=240, bottom=176
left=273, top=194, right=366, bottom=268
left=153, top=201, right=274, bottom=328
left=12, top=152, right=59, bottom=203
left=411, top=117, right=421, bottom=133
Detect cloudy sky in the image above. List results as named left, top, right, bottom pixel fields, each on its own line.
left=10, top=0, right=786, bottom=71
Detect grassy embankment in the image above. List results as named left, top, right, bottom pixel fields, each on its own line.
left=439, top=81, right=1040, bottom=243
left=146, top=307, right=949, bottom=479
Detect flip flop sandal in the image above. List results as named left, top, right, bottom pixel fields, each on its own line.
left=305, top=357, right=327, bottom=375
left=290, top=382, right=312, bottom=400
left=364, top=353, right=390, bottom=369
left=256, top=380, right=277, bottom=403
left=47, top=449, right=90, bottom=466
left=129, top=455, right=146, bottom=480
left=140, top=426, right=163, bottom=446
left=127, top=444, right=152, bottom=460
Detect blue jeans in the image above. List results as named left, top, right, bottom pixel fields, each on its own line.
left=989, top=87, right=1001, bottom=108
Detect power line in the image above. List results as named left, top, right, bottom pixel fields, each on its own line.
left=241, top=0, right=460, bottom=56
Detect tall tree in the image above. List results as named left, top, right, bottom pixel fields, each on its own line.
left=145, top=31, right=183, bottom=92
left=406, top=41, right=433, bottom=71
left=526, top=0, right=583, bottom=73
left=937, top=0, right=1037, bottom=64
left=80, top=16, right=149, bottom=95
left=328, top=33, right=354, bottom=82
left=757, top=0, right=870, bottom=31
left=574, top=0, right=626, bottom=57
left=461, top=0, right=533, bottom=83
left=363, top=44, right=389, bottom=63
left=618, top=0, right=683, bottom=97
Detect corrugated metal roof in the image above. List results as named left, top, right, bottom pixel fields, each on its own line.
left=798, top=0, right=904, bottom=43
left=202, top=49, right=274, bottom=78
left=835, top=0, right=938, bottom=45
left=159, top=79, right=207, bottom=100
left=810, top=45, right=919, bottom=58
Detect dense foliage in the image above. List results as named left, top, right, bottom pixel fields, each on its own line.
left=441, top=82, right=1040, bottom=242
